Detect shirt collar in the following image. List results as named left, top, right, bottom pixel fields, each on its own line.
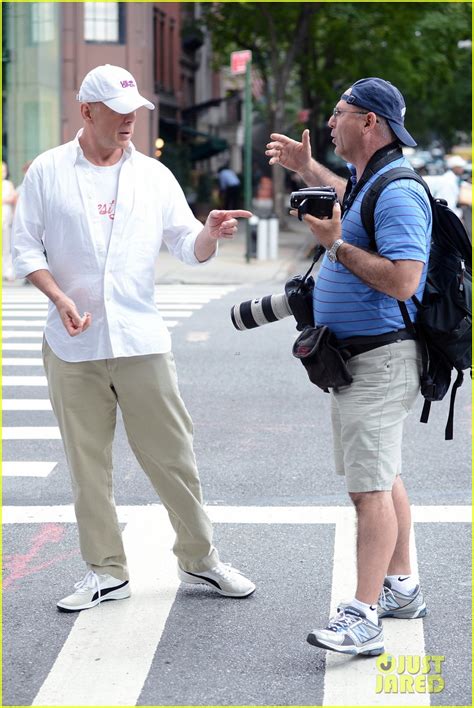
left=72, top=128, right=135, bottom=165
left=346, top=163, right=357, bottom=186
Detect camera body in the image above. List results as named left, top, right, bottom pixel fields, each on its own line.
left=290, top=186, right=337, bottom=221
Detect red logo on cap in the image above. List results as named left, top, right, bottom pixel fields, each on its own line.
left=120, top=80, right=135, bottom=88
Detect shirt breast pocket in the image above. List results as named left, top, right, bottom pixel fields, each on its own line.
left=44, top=195, right=98, bottom=273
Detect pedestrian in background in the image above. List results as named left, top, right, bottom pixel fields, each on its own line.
left=13, top=64, right=255, bottom=612
left=424, top=154, right=467, bottom=219
left=267, top=77, right=430, bottom=656
left=218, top=164, right=241, bottom=210
left=2, top=161, right=17, bottom=281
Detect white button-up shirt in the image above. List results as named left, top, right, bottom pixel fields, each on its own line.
left=13, top=132, right=207, bottom=362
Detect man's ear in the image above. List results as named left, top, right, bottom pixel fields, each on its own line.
left=80, top=103, right=93, bottom=122
left=363, top=111, right=378, bottom=133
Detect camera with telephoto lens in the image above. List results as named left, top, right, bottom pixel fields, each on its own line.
left=230, top=274, right=315, bottom=332
left=230, top=293, right=292, bottom=331
left=290, top=186, right=337, bottom=221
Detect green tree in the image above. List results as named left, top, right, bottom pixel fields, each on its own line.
left=200, top=2, right=321, bottom=221
left=201, top=2, right=471, bottom=216
left=298, top=2, right=471, bottom=161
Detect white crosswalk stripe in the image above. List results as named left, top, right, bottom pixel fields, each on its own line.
left=3, top=461, right=57, bottom=477
left=2, top=284, right=236, bottom=481
left=3, top=504, right=470, bottom=707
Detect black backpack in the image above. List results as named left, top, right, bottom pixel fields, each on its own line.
left=360, top=167, right=472, bottom=440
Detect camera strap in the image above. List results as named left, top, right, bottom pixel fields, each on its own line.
left=296, top=245, right=325, bottom=293
left=342, top=142, right=403, bottom=215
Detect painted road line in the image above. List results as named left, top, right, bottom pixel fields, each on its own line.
left=2, top=320, right=47, bottom=326
left=32, top=506, right=179, bottom=707
left=3, top=504, right=467, bottom=707
left=3, top=343, right=43, bottom=351
left=154, top=304, right=202, bottom=310
left=2, top=427, right=61, bottom=440
left=4, top=504, right=470, bottom=526
left=3, top=400, right=52, bottom=411
left=3, top=358, right=44, bottom=366
left=3, top=461, right=57, bottom=477
left=2, top=305, right=49, bottom=310
left=186, top=331, right=210, bottom=342
left=3, top=331, right=44, bottom=338
left=3, top=325, right=179, bottom=338
left=156, top=311, right=193, bottom=318
left=322, top=510, right=427, bottom=706
left=2, top=376, right=47, bottom=386
left=2, top=300, right=202, bottom=314
left=155, top=296, right=228, bottom=303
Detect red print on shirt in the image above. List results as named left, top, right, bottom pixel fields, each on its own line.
left=98, top=200, right=115, bottom=220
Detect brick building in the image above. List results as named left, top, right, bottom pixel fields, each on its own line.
left=3, top=2, right=236, bottom=195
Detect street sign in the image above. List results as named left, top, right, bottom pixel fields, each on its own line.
left=230, top=50, right=252, bottom=75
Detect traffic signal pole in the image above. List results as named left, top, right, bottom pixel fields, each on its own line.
left=244, top=58, right=252, bottom=263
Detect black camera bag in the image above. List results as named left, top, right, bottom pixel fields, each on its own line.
left=292, top=325, right=353, bottom=391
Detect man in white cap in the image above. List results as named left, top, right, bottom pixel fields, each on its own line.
left=13, top=64, right=255, bottom=611
left=425, top=154, right=468, bottom=219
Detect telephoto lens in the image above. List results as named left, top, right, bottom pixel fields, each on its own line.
left=230, top=293, right=293, bottom=331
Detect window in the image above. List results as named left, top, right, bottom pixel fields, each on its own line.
left=30, top=3, right=55, bottom=44
left=84, top=2, right=125, bottom=44
left=169, top=21, right=175, bottom=91
left=153, top=8, right=165, bottom=90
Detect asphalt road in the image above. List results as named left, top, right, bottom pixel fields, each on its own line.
left=3, top=282, right=471, bottom=707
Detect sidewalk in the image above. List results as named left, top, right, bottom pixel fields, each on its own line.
left=3, top=219, right=315, bottom=289
left=156, top=218, right=314, bottom=286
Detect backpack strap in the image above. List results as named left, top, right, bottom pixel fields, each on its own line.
left=342, top=143, right=403, bottom=215
left=359, top=167, right=436, bottom=431
left=445, top=369, right=464, bottom=440
left=360, top=167, right=430, bottom=251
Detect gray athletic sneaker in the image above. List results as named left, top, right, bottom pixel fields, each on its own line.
left=378, top=579, right=427, bottom=619
left=307, top=606, right=384, bottom=656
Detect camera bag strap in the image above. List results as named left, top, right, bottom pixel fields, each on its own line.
left=341, top=142, right=403, bottom=215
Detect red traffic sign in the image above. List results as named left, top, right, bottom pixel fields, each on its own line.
left=230, top=50, right=252, bottom=75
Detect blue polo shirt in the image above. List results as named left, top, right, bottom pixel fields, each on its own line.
left=313, top=157, right=432, bottom=339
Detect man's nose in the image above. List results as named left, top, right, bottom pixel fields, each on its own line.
left=124, top=111, right=136, bottom=123
left=327, top=114, right=336, bottom=129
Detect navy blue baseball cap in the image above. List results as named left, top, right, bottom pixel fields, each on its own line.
left=341, top=77, right=417, bottom=147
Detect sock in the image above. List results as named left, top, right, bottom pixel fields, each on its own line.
left=386, top=574, right=418, bottom=594
left=349, top=597, right=379, bottom=625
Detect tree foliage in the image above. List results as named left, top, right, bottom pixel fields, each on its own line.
left=202, top=1, right=471, bottom=155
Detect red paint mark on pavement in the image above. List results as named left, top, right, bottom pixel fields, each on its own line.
left=3, top=523, right=78, bottom=589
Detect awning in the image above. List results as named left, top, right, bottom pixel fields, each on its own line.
left=159, top=117, right=228, bottom=162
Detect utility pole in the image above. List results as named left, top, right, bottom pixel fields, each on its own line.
left=230, top=49, right=252, bottom=261
left=243, top=57, right=252, bottom=262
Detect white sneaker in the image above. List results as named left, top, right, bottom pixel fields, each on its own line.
left=178, top=562, right=255, bottom=598
left=57, top=570, right=131, bottom=612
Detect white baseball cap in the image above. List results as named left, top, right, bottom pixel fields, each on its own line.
left=446, top=155, right=467, bottom=170
left=76, top=64, right=155, bottom=114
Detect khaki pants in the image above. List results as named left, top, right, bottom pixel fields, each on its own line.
left=43, top=340, right=219, bottom=580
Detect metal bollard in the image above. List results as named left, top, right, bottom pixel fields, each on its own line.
left=257, top=217, right=269, bottom=260
left=268, top=213, right=279, bottom=260
left=248, top=215, right=259, bottom=258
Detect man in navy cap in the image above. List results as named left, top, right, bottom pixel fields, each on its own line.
left=266, top=78, right=430, bottom=656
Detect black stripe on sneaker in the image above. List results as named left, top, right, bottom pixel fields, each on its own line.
left=183, top=570, right=221, bottom=590
left=91, top=580, right=129, bottom=602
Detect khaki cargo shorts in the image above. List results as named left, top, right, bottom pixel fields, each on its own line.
left=330, top=340, right=422, bottom=493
